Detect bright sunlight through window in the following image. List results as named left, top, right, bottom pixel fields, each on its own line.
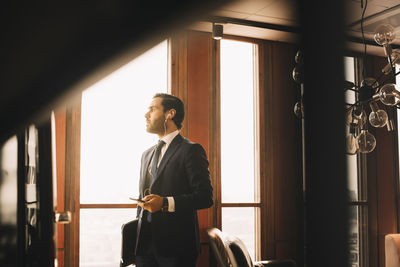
left=80, top=40, right=168, bottom=267
left=220, top=39, right=258, bottom=260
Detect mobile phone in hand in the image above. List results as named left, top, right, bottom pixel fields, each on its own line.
left=129, top=197, right=144, bottom=203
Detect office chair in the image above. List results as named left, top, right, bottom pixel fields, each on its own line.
left=207, top=228, right=297, bottom=267
left=207, top=227, right=238, bottom=267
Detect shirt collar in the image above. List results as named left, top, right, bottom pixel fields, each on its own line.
left=160, top=129, right=179, bottom=148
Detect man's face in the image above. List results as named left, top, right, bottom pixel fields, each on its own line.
left=145, top=97, right=166, bottom=135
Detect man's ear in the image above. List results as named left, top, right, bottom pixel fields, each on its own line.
left=167, top=109, right=176, bottom=119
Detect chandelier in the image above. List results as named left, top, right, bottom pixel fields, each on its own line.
left=293, top=24, right=400, bottom=154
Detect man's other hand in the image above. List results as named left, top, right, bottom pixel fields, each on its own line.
left=138, top=194, right=163, bottom=213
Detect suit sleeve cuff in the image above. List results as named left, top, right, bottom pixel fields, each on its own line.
left=167, top=197, right=175, bottom=212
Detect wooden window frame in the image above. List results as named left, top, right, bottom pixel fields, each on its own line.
left=61, top=40, right=170, bottom=267
left=213, top=35, right=265, bottom=261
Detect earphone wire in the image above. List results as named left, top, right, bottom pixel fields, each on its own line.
left=361, top=0, right=368, bottom=80
left=163, top=119, right=167, bottom=136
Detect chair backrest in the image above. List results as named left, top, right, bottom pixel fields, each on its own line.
left=207, top=228, right=238, bottom=267
left=226, top=236, right=253, bottom=267
left=386, top=234, right=400, bottom=267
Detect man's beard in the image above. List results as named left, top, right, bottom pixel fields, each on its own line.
left=147, top=117, right=165, bottom=134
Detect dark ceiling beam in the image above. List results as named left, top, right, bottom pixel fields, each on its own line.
left=204, top=15, right=301, bottom=34
left=204, top=15, right=400, bottom=52
left=347, top=4, right=400, bottom=28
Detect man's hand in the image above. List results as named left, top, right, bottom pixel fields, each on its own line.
left=137, top=194, right=163, bottom=213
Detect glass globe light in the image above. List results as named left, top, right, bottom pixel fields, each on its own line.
left=379, top=83, right=400, bottom=106
left=295, top=50, right=304, bottom=64
left=369, top=110, right=388, bottom=127
left=368, top=101, right=388, bottom=127
left=294, top=101, right=303, bottom=119
left=382, top=49, right=400, bottom=74
left=292, top=65, right=304, bottom=84
left=346, top=134, right=358, bottom=155
left=356, top=130, right=376, bottom=153
left=374, top=24, right=396, bottom=46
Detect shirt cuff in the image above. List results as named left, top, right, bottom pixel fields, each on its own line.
left=167, top=197, right=175, bottom=212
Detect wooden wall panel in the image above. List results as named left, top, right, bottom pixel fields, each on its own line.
left=173, top=31, right=304, bottom=266
left=187, top=31, right=211, bottom=151
left=170, top=33, right=189, bottom=138
left=172, top=31, right=214, bottom=266
left=187, top=31, right=212, bottom=246
left=264, top=42, right=303, bottom=264
left=367, top=55, right=400, bottom=267
left=64, top=100, right=81, bottom=267
left=54, top=107, right=67, bottom=267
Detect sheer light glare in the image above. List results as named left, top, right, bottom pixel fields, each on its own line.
left=80, top=40, right=168, bottom=204
left=220, top=39, right=258, bottom=260
left=344, top=57, right=358, bottom=197
left=220, top=40, right=255, bottom=203
left=80, top=40, right=168, bottom=267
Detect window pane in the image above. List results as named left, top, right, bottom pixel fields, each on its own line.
left=347, top=154, right=358, bottom=201
left=80, top=208, right=137, bottom=267
left=220, top=40, right=256, bottom=203
left=344, top=57, right=356, bottom=104
left=80, top=40, right=168, bottom=204
left=222, top=207, right=257, bottom=260
left=0, top=136, right=18, bottom=225
left=344, top=56, right=358, bottom=200
left=397, top=65, right=400, bottom=185
left=348, top=205, right=368, bottom=267
left=0, top=136, right=18, bottom=266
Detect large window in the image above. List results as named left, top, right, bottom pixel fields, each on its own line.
left=345, top=56, right=368, bottom=267
left=220, top=39, right=260, bottom=260
left=79, top=40, right=168, bottom=267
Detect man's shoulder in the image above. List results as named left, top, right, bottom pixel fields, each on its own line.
left=143, top=145, right=156, bottom=155
left=180, top=135, right=196, bottom=146
left=179, top=136, right=205, bottom=152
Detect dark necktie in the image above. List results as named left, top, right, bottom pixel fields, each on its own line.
left=150, top=140, right=165, bottom=184
left=145, top=140, right=165, bottom=223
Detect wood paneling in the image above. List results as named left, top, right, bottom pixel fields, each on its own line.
left=172, top=31, right=304, bottom=266
left=54, top=107, right=67, bottom=267
left=172, top=31, right=214, bottom=267
left=64, top=100, right=81, bottom=267
left=262, top=41, right=303, bottom=264
left=187, top=31, right=211, bottom=151
left=170, top=32, right=189, bottom=138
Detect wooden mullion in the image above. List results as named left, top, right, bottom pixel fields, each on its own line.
left=262, top=39, right=276, bottom=259
left=210, top=36, right=221, bottom=229
left=80, top=204, right=137, bottom=209
left=64, top=98, right=81, bottom=267
left=54, top=106, right=67, bottom=267
left=170, top=32, right=189, bottom=138
left=220, top=203, right=262, bottom=207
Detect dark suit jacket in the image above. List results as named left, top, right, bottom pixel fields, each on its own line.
left=136, top=134, right=213, bottom=257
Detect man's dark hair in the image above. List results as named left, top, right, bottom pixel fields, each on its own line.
left=153, top=93, right=184, bottom=129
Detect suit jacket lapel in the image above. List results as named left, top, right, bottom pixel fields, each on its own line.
left=150, top=134, right=183, bottom=188
left=139, top=146, right=155, bottom=195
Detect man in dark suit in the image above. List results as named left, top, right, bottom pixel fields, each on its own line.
left=135, top=93, right=213, bottom=267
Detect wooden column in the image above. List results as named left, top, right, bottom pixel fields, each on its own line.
left=54, top=107, right=67, bottom=267
left=171, top=30, right=214, bottom=267
left=64, top=99, right=81, bottom=267
left=261, top=41, right=303, bottom=265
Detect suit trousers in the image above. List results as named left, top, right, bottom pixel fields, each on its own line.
left=136, top=221, right=198, bottom=267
